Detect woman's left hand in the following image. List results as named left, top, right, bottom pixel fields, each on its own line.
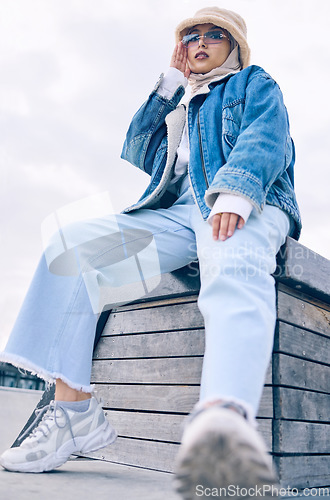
left=212, top=212, right=245, bottom=241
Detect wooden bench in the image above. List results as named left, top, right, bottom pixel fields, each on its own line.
left=14, top=237, right=330, bottom=490
left=83, top=237, right=330, bottom=490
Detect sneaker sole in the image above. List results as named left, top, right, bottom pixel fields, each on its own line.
left=174, top=408, right=278, bottom=499
left=0, top=420, right=117, bottom=473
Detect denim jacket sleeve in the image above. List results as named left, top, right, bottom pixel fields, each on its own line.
left=121, top=76, right=186, bottom=176
left=206, top=72, right=292, bottom=212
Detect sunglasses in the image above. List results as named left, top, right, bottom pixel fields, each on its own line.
left=182, top=31, right=229, bottom=48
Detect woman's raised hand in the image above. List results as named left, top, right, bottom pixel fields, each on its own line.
left=170, top=42, right=191, bottom=79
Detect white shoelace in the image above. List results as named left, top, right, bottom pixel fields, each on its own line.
left=20, top=401, right=76, bottom=445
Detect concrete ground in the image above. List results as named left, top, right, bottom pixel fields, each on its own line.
left=1, top=457, right=327, bottom=500
left=0, top=386, right=43, bottom=452
left=0, top=457, right=181, bottom=500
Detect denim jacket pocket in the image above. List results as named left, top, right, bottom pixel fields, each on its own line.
left=222, top=108, right=241, bottom=158
left=223, top=133, right=237, bottom=151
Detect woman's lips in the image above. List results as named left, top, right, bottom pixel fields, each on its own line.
left=195, top=51, right=208, bottom=59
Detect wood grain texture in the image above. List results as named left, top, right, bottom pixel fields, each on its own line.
left=84, top=419, right=273, bottom=471
left=274, top=455, right=330, bottom=489
left=93, top=384, right=273, bottom=418
left=91, top=356, right=272, bottom=386
left=274, top=386, right=330, bottom=422
left=273, top=353, right=330, bottom=393
left=103, top=300, right=204, bottom=336
left=94, top=329, right=205, bottom=359
left=277, top=291, right=330, bottom=337
left=275, top=322, right=330, bottom=365
left=273, top=419, right=330, bottom=453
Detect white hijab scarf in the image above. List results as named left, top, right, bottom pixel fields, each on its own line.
left=188, top=46, right=241, bottom=98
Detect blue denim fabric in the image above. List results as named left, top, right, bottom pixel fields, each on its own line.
left=1, top=180, right=290, bottom=416
left=121, top=65, right=301, bottom=240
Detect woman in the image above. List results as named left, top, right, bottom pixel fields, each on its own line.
left=1, top=6, right=301, bottom=497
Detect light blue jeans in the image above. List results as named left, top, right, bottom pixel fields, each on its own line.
left=1, top=178, right=290, bottom=417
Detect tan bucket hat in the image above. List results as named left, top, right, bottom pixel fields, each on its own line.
left=175, top=6, right=251, bottom=68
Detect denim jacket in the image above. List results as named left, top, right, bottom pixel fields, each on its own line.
left=121, top=65, right=301, bottom=240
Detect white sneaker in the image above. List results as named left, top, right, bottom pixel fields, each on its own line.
left=0, top=396, right=117, bottom=473
left=174, top=406, right=278, bottom=499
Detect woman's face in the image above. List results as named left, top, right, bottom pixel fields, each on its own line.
left=185, top=23, right=231, bottom=74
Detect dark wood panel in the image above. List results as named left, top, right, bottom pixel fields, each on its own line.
left=274, top=455, right=330, bottom=489
left=277, top=291, right=330, bottom=337
left=273, top=353, right=330, bottom=393
left=275, top=322, right=330, bottom=365
left=274, top=387, right=330, bottom=422
left=273, top=419, right=330, bottom=453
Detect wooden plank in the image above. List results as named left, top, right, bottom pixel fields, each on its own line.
left=111, top=294, right=198, bottom=313
left=273, top=353, right=330, bottom=393
left=273, top=455, right=330, bottom=489
left=86, top=420, right=273, bottom=472
left=86, top=436, right=179, bottom=472
left=91, top=357, right=272, bottom=386
left=103, top=301, right=204, bottom=336
left=274, top=387, right=330, bottom=422
left=94, top=329, right=205, bottom=359
left=105, top=410, right=184, bottom=443
left=94, top=384, right=273, bottom=418
left=256, top=419, right=272, bottom=452
left=105, top=410, right=270, bottom=451
left=275, top=237, right=330, bottom=304
left=91, top=357, right=203, bottom=385
left=98, top=320, right=330, bottom=364
left=95, top=384, right=199, bottom=413
left=277, top=291, right=330, bottom=337
left=275, top=322, right=330, bottom=365
left=273, top=420, right=330, bottom=453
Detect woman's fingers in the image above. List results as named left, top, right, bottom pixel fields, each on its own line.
left=219, top=213, right=237, bottom=241
left=237, top=216, right=245, bottom=230
left=212, top=214, right=221, bottom=241
left=170, top=42, right=188, bottom=74
left=212, top=213, right=245, bottom=241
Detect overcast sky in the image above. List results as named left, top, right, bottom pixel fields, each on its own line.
left=1, top=0, right=329, bottom=351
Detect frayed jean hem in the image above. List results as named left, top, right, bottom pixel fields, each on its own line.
left=0, top=352, right=94, bottom=393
